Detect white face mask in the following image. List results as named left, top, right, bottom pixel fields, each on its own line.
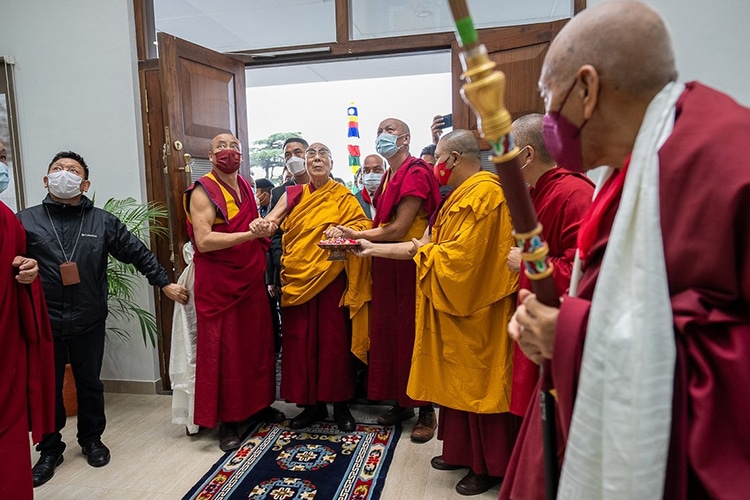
left=362, top=172, right=383, bottom=193
left=286, top=156, right=307, bottom=176
left=47, top=170, right=83, bottom=199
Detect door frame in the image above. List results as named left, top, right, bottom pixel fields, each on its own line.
left=132, top=0, right=585, bottom=390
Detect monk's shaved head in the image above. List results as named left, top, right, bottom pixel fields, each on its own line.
left=377, top=118, right=410, bottom=136
left=511, top=114, right=553, bottom=165
left=438, top=130, right=480, bottom=160
left=543, top=1, right=677, bottom=98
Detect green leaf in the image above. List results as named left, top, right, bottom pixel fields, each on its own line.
left=101, top=197, right=169, bottom=348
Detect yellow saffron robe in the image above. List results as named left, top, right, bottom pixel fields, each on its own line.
left=280, top=180, right=372, bottom=361
left=408, top=171, right=519, bottom=414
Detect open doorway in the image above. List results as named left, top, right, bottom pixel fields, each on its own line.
left=245, top=51, right=452, bottom=184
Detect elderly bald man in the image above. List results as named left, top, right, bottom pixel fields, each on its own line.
left=501, top=2, right=750, bottom=499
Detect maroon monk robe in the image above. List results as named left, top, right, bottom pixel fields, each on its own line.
left=281, top=273, right=354, bottom=404
left=510, top=169, right=594, bottom=417
left=440, top=408, right=522, bottom=477
left=186, top=174, right=275, bottom=427
left=501, top=82, right=750, bottom=500
left=368, top=155, right=441, bottom=405
left=0, top=203, right=54, bottom=500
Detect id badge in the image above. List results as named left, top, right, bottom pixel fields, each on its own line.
left=60, top=262, right=81, bottom=286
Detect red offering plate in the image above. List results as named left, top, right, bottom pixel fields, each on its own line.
left=318, top=237, right=360, bottom=261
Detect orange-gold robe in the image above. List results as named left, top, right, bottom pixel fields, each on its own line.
left=280, top=180, right=371, bottom=404
left=410, top=171, right=520, bottom=475
left=368, top=155, right=441, bottom=406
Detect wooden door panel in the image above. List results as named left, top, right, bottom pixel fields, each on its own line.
left=158, top=32, right=248, bottom=275
left=138, top=60, right=175, bottom=390
left=178, top=58, right=238, bottom=143
left=452, top=19, right=567, bottom=137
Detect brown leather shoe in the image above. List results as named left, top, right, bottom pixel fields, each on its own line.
left=430, top=455, right=465, bottom=471
left=455, top=470, right=502, bottom=496
left=410, top=411, right=436, bottom=442
left=376, top=405, right=415, bottom=426
left=219, top=422, right=241, bottom=452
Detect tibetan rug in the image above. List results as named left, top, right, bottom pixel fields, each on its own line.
left=183, top=420, right=401, bottom=500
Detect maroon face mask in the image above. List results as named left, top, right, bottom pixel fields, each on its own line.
left=542, top=79, right=588, bottom=173
left=433, top=159, right=453, bottom=186
left=213, top=149, right=241, bottom=174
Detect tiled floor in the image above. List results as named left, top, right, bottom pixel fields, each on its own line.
left=32, top=394, right=501, bottom=499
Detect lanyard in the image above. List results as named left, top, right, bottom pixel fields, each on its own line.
left=45, top=205, right=85, bottom=263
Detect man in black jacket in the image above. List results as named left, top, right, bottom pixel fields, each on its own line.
left=266, top=137, right=309, bottom=301
left=17, top=151, right=188, bottom=488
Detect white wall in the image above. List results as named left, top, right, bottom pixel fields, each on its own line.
left=586, top=0, right=750, bottom=106
left=0, top=0, right=160, bottom=384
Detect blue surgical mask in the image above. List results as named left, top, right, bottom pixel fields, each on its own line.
left=375, top=133, right=405, bottom=159
left=0, top=162, right=9, bottom=194
left=362, top=172, right=383, bottom=193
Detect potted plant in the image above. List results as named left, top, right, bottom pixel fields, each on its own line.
left=103, top=196, right=169, bottom=348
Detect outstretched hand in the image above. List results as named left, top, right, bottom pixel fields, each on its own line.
left=351, top=239, right=374, bottom=257
left=163, top=283, right=189, bottom=304
left=13, top=256, right=38, bottom=284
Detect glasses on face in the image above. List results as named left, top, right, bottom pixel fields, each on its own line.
left=305, top=148, right=331, bottom=158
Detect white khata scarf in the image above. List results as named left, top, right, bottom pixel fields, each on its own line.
left=559, top=81, right=685, bottom=500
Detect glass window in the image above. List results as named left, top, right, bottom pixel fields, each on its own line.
left=350, top=0, right=573, bottom=40
left=153, top=0, right=336, bottom=53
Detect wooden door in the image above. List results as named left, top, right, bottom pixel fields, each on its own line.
left=158, top=32, right=248, bottom=275
left=139, top=33, right=247, bottom=390
left=452, top=19, right=568, bottom=135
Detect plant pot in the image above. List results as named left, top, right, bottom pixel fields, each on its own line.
left=63, top=364, right=78, bottom=417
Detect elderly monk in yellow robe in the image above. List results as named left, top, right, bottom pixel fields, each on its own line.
left=357, top=130, right=520, bottom=496
left=259, top=142, right=371, bottom=432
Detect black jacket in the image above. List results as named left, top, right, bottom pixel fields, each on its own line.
left=17, top=195, right=170, bottom=337
left=266, top=179, right=296, bottom=287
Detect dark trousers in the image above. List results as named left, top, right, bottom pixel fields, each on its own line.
left=268, top=293, right=282, bottom=354
left=37, top=323, right=106, bottom=456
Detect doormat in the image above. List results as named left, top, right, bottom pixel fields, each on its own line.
left=183, top=420, right=401, bottom=500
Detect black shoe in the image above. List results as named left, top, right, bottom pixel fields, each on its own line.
left=32, top=453, right=63, bottom=487
left=218, top=423, right=242, bottom=452
left=333, top=403, right=356, bottom=432
left=257, top=406, right=286, bottom=423
left=289, top=403, right=328, bottom=430
left=81, top=440, right=111, bottom=467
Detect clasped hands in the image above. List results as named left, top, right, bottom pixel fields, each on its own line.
left=249, top=218, right=278, bottom=237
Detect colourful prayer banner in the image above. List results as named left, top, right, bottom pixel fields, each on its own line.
left=347, top=103, right=361, bottom=174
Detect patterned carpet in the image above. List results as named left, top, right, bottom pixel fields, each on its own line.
left=183, top=420, right=401, bottom=500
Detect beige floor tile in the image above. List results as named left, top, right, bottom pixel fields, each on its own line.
left=30, top=394, right=502, bottom=499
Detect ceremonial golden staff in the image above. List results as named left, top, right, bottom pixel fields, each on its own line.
left=446, top=1, right=560, bottom=497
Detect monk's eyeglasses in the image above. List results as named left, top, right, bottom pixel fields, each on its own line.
left=305, top=148, right=331, bottom=158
